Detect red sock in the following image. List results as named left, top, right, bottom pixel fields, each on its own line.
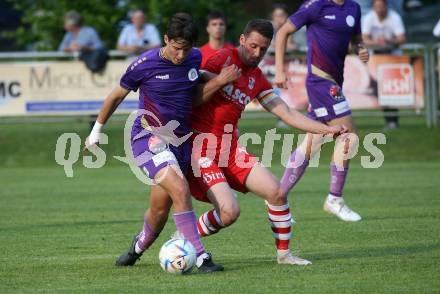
left=197, top=209, right=224, bottom=237
left=267, top=203, right=291, bottom=250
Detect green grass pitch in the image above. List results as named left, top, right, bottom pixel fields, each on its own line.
left=0, top=115, right=439, bottom=293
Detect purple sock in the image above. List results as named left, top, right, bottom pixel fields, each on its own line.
left=173, top=211, right=205, bottom=256
left=280, top=150, right=309, bottom=194
left=136, top=218, right=159, bottom=251
left=329, top=164, right=348, bottom=197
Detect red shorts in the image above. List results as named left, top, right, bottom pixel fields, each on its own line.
left=187, top=133, right=258, bottom=203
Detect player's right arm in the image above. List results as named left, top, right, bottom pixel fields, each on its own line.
left=85, top=55, right=145, bottom=151
left=275, top=0, right=322, bottom=89
left=84, top=85, right=130, bottom=151
left=274, top=21, right=297, bottom=89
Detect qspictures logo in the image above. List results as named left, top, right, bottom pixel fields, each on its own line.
left=55, top=111, right=387, bottom=185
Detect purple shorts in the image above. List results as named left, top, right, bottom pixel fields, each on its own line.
left=131, top=132, right=191, bottom=180
left=306, top=77, right=351, bottom=123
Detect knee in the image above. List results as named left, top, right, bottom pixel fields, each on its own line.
left=267, top=184, right=287, bottom=205
left=170, top=182, right=191, bottom=208
left=172, top=179, right=189, bottom=197
left=338, top=133, right=360, bottom=155
left=220, top=206, right=240, bottom=226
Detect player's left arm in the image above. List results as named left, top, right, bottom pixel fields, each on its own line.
left=352, top=34, right=369, bottom=63
left=259, top=91, right=347, bottom=135
left=352, top=7, right=369, bottom=63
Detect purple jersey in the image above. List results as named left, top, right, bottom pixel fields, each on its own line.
left=120, top=47, right=202, bottom=137
left=289, top=0, right=361, bottom=86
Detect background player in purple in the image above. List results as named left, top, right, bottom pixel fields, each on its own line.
left=84, top=13, right=240, bottom=273
left=274, top=0, right=369, bottom=221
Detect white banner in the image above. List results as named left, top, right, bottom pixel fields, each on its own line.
left=0, top=60, right=138, bottom=116
left=0, top=56, right=425, bottom=116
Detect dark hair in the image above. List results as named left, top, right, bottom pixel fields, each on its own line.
left=206, top=10, right=226, bottom=24
left=243, top=19, right=274, bottom=40
left=166, top=13, right=199, bottom=45
left=272, top=3, right=289, bottom=14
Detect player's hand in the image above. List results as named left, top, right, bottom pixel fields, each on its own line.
left=274, top=72, right=288, bottom=89
left=83, top=136, right=99, bottom=154
left=327, top=124, right=349, bottom=137
left=358, top=45, right=369, bottom=63
left=217, top=64, right=241, bottom=86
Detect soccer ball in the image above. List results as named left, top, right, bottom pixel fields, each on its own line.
left=159, top=238, right=196, bottom=274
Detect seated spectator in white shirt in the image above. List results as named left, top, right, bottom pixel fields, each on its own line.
left=362, top=0, right=406, bottom=130
left=58, top=10, right=103, bottom=52
left=362, top=0, right=406, bottom=55
left=117, top=10, right=161, bottom=54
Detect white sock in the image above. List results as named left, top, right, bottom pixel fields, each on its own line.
left=135, top=242, right=143, bottom=254
left=196, top=252, right=209, bottom=268
left=328, top=194, right=341, bottom=201
left=277, top=249, right=290, bottom=256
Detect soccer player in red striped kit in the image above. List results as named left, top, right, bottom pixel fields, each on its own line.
left=183, top=19, right=348, bottom=265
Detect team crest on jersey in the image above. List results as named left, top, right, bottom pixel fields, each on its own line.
left=329, top=85, right=345, bottom=101
left=188, top=68, right=198, bottom=81
left=346, top=15, right=355, bottom=27
left=248, top=77, right=255, bottom=90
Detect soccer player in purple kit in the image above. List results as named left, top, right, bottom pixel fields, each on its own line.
left=84, top=13, right=240, bottom=273
left=274, top=0, right=370, bottom=221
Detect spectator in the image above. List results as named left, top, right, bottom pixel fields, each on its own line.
left=199, top=11, right=235, bottom=68
left=268, top=4, right=307, bottom=129
left=355, top=0, right=404, bottom=16
left=58, top=10, right=103, bottom=52
left=268, top=3, right=306, bottom=54
left=355, top=0, right=372, bottom=15
left=362, top=0, right=406, bottom=130
left=117, top=9, right=161, bottom=55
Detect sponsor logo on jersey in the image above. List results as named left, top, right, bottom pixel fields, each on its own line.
left=346, top=15, right=355, bottom=27
left=188, top=68, right=199, bottom=81
left=329, top=85, right=345, bottom=101
left=324, top=15, right=336, bottom=20
left=248, top=77, right=255, bottom=90
left=202, top=171, right=225, bottom=184
left=152, top=150, right=177, bottom=167
left=221, top=84, right=251, bottom=106
left=155, top=74, right=170, bottom=80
